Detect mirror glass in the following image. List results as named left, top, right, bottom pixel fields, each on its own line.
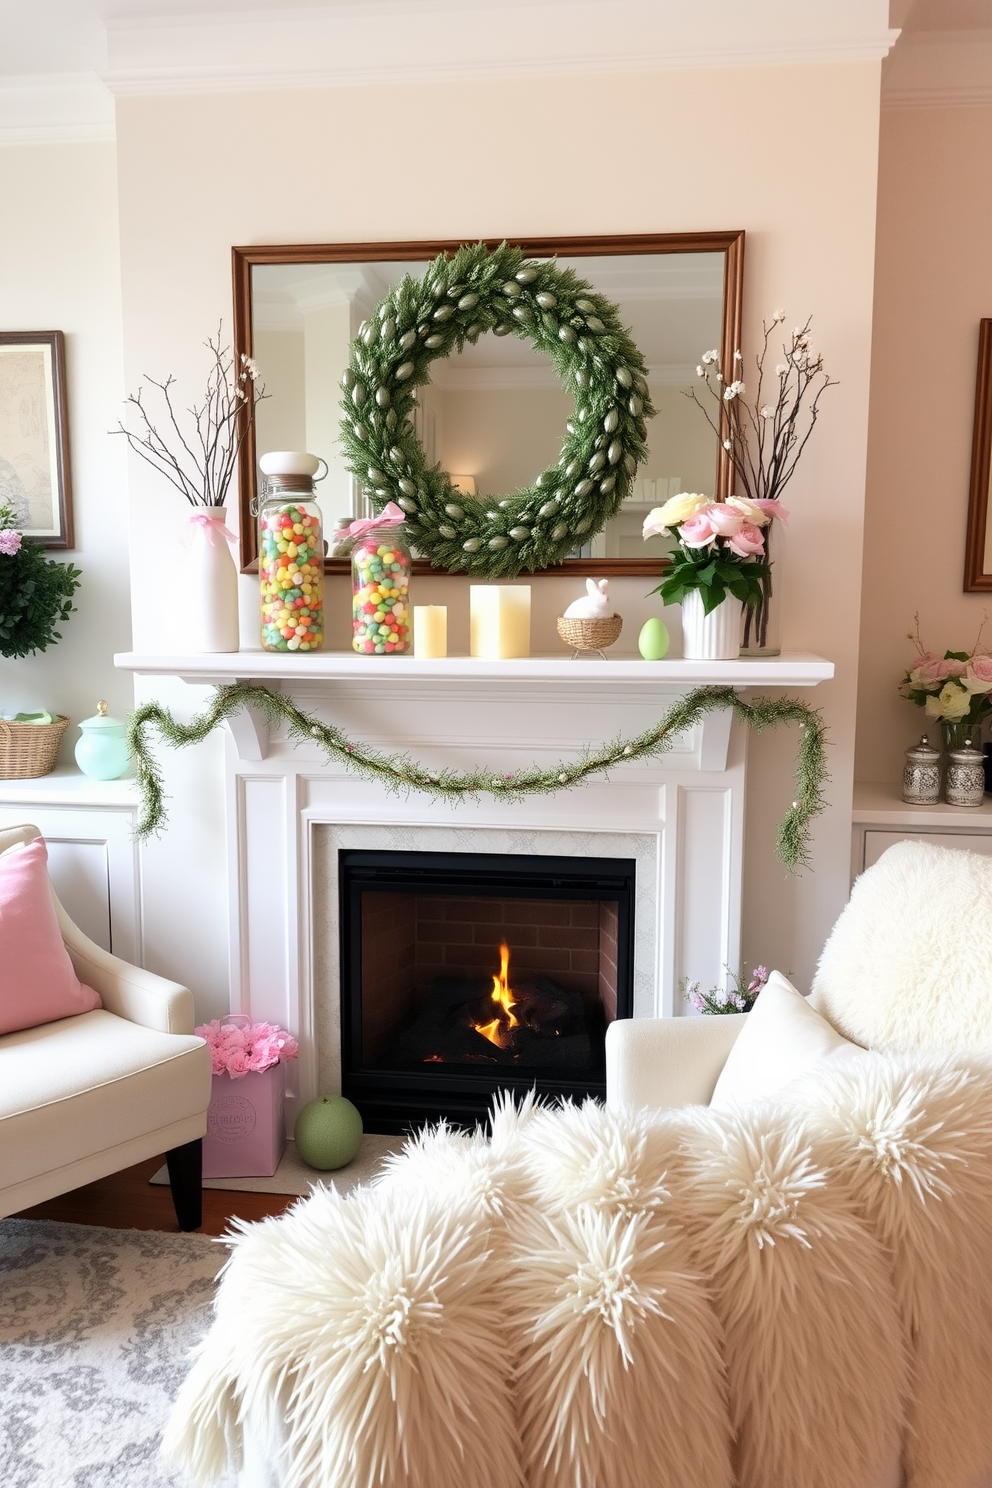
left=234, top=234, right=743, bottom=574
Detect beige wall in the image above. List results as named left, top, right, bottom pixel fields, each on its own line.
left=0, top=141, right=130, bottom=749
left=857, top=105, right=992, bottom=785
left=114, top=61, right=881, bottom=1008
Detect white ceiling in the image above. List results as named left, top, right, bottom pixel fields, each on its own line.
left=0, top=0, right=984, bottom=141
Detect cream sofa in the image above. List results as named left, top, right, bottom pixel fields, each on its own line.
left=0, top=823, right=212, bottom=1230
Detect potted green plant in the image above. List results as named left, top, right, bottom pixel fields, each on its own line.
left=0, top=499, right=81, bottom=777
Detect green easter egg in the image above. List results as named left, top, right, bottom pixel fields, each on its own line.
left=638, top=617, right=670, bottom=660
left=294, top=1095, right=363, bottom=1170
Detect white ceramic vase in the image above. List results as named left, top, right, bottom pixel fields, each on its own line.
left=184, top=507, right=240, bottom=653
left=680, top=590, right=742, bottom=661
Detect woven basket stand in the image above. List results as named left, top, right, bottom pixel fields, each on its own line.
left=556, top=614, right=623, bottom=660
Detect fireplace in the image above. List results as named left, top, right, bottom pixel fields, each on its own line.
left=339, top=849, right=635, bottom=1130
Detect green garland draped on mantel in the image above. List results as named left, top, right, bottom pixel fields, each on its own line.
left=126, top=684, right=829, bottom=873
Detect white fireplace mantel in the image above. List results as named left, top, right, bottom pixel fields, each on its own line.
left=115, top=647, right=833, bottom=1123
left=116, top=649, right=833, bottom=764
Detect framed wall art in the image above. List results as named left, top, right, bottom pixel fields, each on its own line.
left=0, top=330, right=73, bottom=549
left=964, top=319, right=992, bottom=591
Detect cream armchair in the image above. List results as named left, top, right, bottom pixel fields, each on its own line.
left=606, top=1009, right=750, bottom=1111
left=606, top=838, right=992, bottom=1113
left=0, top=823, right=212, bottom=1230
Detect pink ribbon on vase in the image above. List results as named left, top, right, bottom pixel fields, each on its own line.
left=751, top=499, right=790, bottom=525
left=188, top=511, right=237, bottom=545
left=335, top=501, right=407, bottom=541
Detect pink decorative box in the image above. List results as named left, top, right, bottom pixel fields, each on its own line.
left=202, top=1062, right=287, bottom=1178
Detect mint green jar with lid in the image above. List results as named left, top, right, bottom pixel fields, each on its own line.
left=74, top=701, right=130, bottom=780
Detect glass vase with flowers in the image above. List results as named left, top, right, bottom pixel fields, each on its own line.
left=899, top=616, right=992, bottom=756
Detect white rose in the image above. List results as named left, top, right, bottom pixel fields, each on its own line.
left=643, top=493, right=712, bottom=535
left=926, top=683, right=971, bottom=721
left=726, top=495, right=769, bottom=527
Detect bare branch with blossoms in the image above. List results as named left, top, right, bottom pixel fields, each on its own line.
left=687, top=312, right=837, bottom=504
left=112, top=324, right=267, bottom=507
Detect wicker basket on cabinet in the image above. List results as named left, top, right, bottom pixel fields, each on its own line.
left=0, top=715, right=70, bottom=779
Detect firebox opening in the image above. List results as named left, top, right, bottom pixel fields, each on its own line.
left=339, top=850, right=635, bottom=1132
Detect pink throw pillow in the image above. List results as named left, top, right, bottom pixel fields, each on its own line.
left=0, top=837, right=101, bottom=1035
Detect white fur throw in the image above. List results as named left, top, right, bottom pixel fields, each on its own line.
left=811, top=840, right=992, bottom=1052
left=164, top=1059, right=992, bottom=1488
left=162, top=1184, right=524, bottom=1488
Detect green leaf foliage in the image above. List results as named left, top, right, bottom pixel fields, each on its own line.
left=652, top=545, right=770, bottom=614
left=0, top=538, right=81, bottom=658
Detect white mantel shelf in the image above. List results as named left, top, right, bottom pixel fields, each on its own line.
left=115, top=649, right=834, bottom=688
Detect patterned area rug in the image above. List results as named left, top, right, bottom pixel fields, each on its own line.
left=0, top=1218, right=233, bottom=1488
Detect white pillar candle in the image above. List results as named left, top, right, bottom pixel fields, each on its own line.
left=413, top=605, right=447, bottom=658
left=469, top=585, right=531, bottom=659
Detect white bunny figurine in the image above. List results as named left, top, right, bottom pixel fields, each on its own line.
left=563, top=578, right=615, bottom=619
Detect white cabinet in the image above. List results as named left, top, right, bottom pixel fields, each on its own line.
left=0, top=771, right=141, bottom=962
left=853, top=784, right=992, bottom=880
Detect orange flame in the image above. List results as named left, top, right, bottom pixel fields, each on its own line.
left=474, top=941, right=518, bottom=1049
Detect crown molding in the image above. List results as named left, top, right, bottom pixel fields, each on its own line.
left=99, top=2, right=899, bottom=97
left=882, top=28, right=992, bottom=110
left=0, top=73, right=114, bottom=143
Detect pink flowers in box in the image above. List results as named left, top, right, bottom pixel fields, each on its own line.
left=195, top=1015, right=298, bottom=1079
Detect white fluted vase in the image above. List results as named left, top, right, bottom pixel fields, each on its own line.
left=183, top=507, right=240, bottom=653
left=680, top=590, right=742, bottom=661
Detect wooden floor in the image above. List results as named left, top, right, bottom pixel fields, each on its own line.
left=12, top=1156, right=297, bottom=1237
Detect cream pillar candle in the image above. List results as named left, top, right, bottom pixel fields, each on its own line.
left=469, top=585, right=531, bottom=659
left=413, top=605, right=447, bottom=658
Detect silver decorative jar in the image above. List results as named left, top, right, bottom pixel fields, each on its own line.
left=902, top=736, right=941, bottom=805
left=945, top=740, right=986, bottom=808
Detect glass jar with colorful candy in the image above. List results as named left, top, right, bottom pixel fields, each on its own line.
left=257, top=452, right=326, bottom=654
left=349, top=508, right=411, bottom=654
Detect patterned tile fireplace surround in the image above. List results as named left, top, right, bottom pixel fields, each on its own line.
left=118, top=650, right=832, bottom=1129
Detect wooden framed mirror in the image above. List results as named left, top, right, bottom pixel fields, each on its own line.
left=232, top=231, right=744, bottom=576
left=965, top=319, right=992, bottom=591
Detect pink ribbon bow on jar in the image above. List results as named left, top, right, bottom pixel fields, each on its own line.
left=187, top=511, right=237, bottom=545
left=335, top=501, right=407, bottom=541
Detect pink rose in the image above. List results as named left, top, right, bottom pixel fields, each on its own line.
left=678, top=512, right=718, bottom=548
left=706, top=503, right=745, bottom=537
left=910, top=654, right=964, bottom=688
left=963, top=655, right=992, bottom=694
left=225, top=1048, right=252, bottom=1078
left=727, top=523, right=765, bottom=558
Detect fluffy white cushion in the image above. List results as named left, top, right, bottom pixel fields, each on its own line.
left=810, top=840, right=992, bottom=1052
left=709, top=971, right=865, bottom=1110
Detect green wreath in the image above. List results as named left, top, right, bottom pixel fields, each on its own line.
left=338, top=242, right=655, bottom=577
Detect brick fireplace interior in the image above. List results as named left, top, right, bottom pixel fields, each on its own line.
left=339, top=850, right=635, bottom=1130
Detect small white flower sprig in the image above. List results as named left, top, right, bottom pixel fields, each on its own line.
left=126, top=682, right=829, bottom=873
left=113, top=325, right=267, bottom=507
left=689, top=311, right=837, bottom=506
